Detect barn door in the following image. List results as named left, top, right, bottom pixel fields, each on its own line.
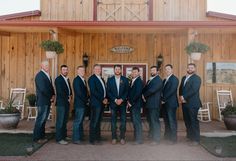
left=97, top=0, right=150, bottom=21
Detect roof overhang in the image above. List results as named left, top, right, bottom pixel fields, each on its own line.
left=0, top=20, right=236, bottom=34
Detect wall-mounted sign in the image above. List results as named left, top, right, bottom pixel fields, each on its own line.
left=110, top=45, right=134, bottom=54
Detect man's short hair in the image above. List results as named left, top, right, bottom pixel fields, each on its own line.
left=114, top=64, right=122, bottom=69
left=150, top=66, right=158, bottom=71
left=165, top=64, right=173, bottom=69
left=77, top=65, right=85, bottom=70
left=132, top=66, right=140, bottom=72
left=60, top=64, right=68, bottom=69
left=93, top=64, right=101, bottom=68
left=188, top=63, right=196, bottom=68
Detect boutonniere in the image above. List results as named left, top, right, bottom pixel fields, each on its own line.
left=120, top=80, right=123, bottom=84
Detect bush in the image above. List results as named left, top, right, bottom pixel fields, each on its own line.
left=40, top=40, right=64, bottom=54
left=221, top=104, right=236, bottom=117
left=185, top=41, right=209, bottom=55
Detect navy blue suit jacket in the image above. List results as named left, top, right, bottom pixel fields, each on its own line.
left=35, top=71, right=55, bottom=106
left=179, top=74, right=202, bottom=109
left=107, top=75, right=129, bottom=109
left=162, top=75, right=179, bottom=108
left=143, top=75, right=162, bottom=109
left=88, top=74, right=106, bottom=108
left=55, top=75, right=72, bottom=106
left=128, top=76, right=143, bottom=109
left=73, top=76, right=88, bottom=108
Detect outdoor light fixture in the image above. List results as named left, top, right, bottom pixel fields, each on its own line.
left=83, top=53, right=89, bottom=69
left=157, top=53, right=164, bottom=69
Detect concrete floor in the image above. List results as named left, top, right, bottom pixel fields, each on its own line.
left=0, top=119, right=235, bottom=161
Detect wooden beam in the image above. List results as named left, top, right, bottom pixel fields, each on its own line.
left=148, top=0, right=153, bottom=21
left=207, top=11, right=236, bottom=21
left=93, top=0, right=98, bottom=21
left=0, top=10, right=41, bottom=20
left=0, top=31, right=10, bottom=36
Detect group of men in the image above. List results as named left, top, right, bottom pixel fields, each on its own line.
left=33, top=60, right=201, bottom=146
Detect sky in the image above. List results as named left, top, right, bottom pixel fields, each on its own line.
left=0, top=0, right=235, bottom=16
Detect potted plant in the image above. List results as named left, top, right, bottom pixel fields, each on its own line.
left=40, top=40, right=64, bottom=59
left=185, top=41, right=209, bottom=60
left=221, top=104, right=236, bottom=130
left=0, top=97, right=21, bottom=129
left=26, top=93, right=36, bottom=107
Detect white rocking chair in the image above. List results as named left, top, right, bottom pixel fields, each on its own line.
left=10, top=88, right=26, bottom=119
left=198, top=102, right=211, bottom=122
left=216, top=90, right=233, bottom=121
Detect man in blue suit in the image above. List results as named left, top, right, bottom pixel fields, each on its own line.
left=55, top=65, right=72, bottom=145
left=143, top=66, right=162, bottom=145
left=107, top=65, right=129, bottom=145
left=33, top=60, right=55, bottom=144
left=88, top=64, right=108, bottom=145
left=72, top=66, right=88, bottom=144
left=161, top=64, right=179, bottom=144
left=179, top=63, right=202, bottom=146
left=127, top=67, right=144, bottom=144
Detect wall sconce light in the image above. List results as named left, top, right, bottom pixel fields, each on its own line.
left=83, top=53, right=89, bottom=69
left=156, top=53, right=164, bottom=69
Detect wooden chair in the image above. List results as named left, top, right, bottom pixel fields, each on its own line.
left=198, top=102, right=211, bottom=122
left=27, top=106, right=38, bottom=121
left=216, top=90, right=233, bottom=121
left=10, top=88, right=26, bottom=119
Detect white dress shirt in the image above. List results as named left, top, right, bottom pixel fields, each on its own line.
left=41, top=69, right=51, bottom=82
left=164, top=74, right=173, bottom=87
left=115, top=76, right=120, bottom=95
left=96, top=75, right=106, bottom=97
left=184, top=74, right=192, bottom=86
left=131, top=76, right=138, bottom=87
left=61, top=74, right=70, bottom=95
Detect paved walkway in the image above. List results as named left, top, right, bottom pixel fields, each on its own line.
left=0, top=119, right=235, bottom=161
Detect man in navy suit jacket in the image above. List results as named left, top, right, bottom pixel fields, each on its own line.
left=72, top=66, right=89, bottom=144
left=107, top=65, right=129, bottom=145
left=179, top=63, right=202, bottom=145
left=161, top=64, right=179, bottom=144
left=88, top=64, right=108, bottom=145
left=143, top=66, right=162, bottom=145
left=33, top=60, right=55, bottom=144
left=127, top=67, right=144, bottom=144
left=55, top=65, right=72, bottom=145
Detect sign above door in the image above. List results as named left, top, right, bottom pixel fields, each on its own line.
left=110, top=45, right=134, bottom=54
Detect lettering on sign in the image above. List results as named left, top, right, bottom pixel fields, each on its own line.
left=110, top=45, right=134, bottom=54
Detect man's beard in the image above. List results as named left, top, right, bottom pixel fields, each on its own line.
left=187, top=71, right=194, bottom=75
left=151, top=73, right=156, bottom=77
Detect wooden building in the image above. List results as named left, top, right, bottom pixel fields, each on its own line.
left=0, top=0, right=236, bottom=120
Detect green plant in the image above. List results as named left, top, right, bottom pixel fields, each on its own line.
left=221, top=104, right=236, bottom=117
left=185, top=41, right=209, bottom=55
left=0, top=97, right=20, bottom=114
left=40, top=40, right=64, bottom=54
left=26, top=93, right=36, bottom=106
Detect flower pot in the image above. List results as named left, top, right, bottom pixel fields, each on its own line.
left=223, top=115, right=236, bottom=130
left=190, top=52, right=202, bottom=60
left=46, top=51, right=56, bottom=59
left=0, top=113, right=20, bottom=129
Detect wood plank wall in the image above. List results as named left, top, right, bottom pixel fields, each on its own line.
left=1, top=32, right=236, bottom=119
left=39, top=0, right=227, bottom=21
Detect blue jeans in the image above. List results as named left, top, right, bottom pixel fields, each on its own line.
left=147, top=108, right=161, bottom=143
left=89, top=107, right=103, bottom=143
left=72, top=108, right=85, bottom=141
left=33, top=105, right=50, bottom=141
left=162, top=105, right=177, bottom=142
left=56, top=105, right=69, bottom=142
left=131, top=107, right=143, bottom=143
left=182, top=104, right=200, bottom=142
left=111, top=106, right=126, bottom=140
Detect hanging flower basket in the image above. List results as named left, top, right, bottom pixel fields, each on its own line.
left=40, top=40, right=64, bottom=59
left=185, top=41, right=209, bottom=61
